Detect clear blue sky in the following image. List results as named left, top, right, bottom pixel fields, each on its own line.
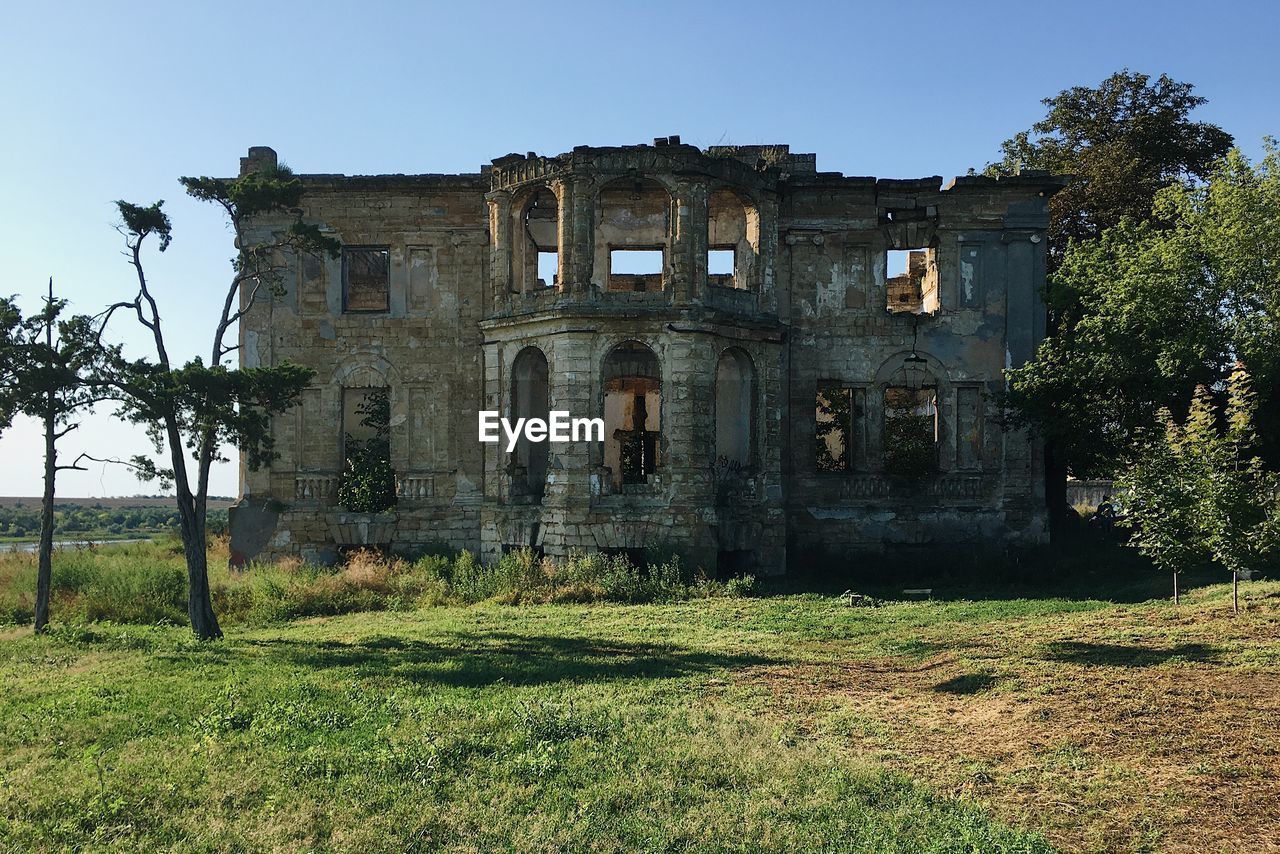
left=1, top=0, right=1276, bottom=497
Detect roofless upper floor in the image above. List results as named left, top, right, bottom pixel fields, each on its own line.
left=236, top=140, right=1065, bottom=320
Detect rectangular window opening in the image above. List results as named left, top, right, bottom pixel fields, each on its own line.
left=708, top=248, right=736, bottom=288
left=815, top=385, right=852, bottom=472
left=343, top=247, right=390, bottom=313
left=537, top=251, right=558, bottom=288
left=884, top=386, right=940, bottom=478
left=608, top=248, right=664, bottom=293
left=885, top=248, right=938, bottom=315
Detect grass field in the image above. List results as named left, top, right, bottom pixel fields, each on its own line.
left=0, top=545, right=1277, bottom=851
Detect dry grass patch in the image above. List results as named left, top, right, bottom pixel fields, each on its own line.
left=744, top=587, right=1280, bottom=853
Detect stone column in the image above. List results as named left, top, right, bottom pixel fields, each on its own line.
left=670, top=178, right=706, bottom=304
left=756, top=194, right=780, bottom=314
left=539, top=332, right=595, bottom=557
left=564, top=175, right=595, bottom=295
left=485, top=191, right=512, bottom=310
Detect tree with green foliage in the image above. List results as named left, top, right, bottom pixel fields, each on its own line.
left=988, top=71, right=1235, bottom=526
left=1004, top=142, right=1280, bottom=479
left=99, top=164, right=337, bottom=639
left=0, top=283, right=114, bottom=632
left=337, top=388, right=396, bottom=513
left=987, top=70, right=1233, bottom=269
left=1118, top=368, right=1279, bottom=608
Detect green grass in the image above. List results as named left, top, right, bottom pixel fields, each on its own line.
left=0, top=603, right=1055, bottom=851
left=0, top=539, right=756, bottom=628
left=2, top=541, right=1276, bottom=850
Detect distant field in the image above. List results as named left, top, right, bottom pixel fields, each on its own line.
left=0, top=499, right=233, bottom=543
left=0, top=497, right=236, bottom=509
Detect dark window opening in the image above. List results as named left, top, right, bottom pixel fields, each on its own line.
left=603, top=547, right=649, bottom=569
left=608, top=248, right=664, bottom=292
left=956, top=385, right=983, bottom=470
left=717, top=550, right=753, bottom=581
left=343, top=247, right=390, bottom=313
left=511, top=348, right=550, bottom=501
left=884, top=385, right=939, bottom=479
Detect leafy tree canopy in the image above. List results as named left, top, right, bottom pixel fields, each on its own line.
left=986, top=70, right=1233, bottom=265
left=1004, top=142, right=1280, bottom=476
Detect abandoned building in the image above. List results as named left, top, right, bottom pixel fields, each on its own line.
left=227, top=140, right=1065, bottom=575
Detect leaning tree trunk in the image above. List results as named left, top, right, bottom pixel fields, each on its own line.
left=34, top=405, right=56, bottom=633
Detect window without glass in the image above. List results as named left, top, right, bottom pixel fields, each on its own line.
left=596, top=177, right=670, bottom=293
left=707, top=188, right=758, bottom=290
left=955, top=385, right=983, bottom=469
left=603, top=342, right=661, bottom=488
left=609, top=249, right=664, bottom=293
left=537, top=251, right=558, bottom=288
left=338, top=388, right=395, bottom=512
left=885, top=248, right=938, bottom=314
left=883, top=385, right=939, bottom=478
left=520, top=187, right=559, bottom=291
left=343, top=247, right=390, bottom=312
left=816, top=384, right=866, bottom=472
left=707, top=249, right=736, bottom=288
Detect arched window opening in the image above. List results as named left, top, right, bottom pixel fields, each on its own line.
left=510, top=348, right=550, bottom=501
left=707, top=188, right=759, bottom=290
left=715, top=348, right=754, bottom=471
left=883, top=358, right=939, bottom=479
left=519, top=187, right=558, bottom=292
left=596, top=178, right=671, bottom=293
left=603, top=342, right=661, bottom=489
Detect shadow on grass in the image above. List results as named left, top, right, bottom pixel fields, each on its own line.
left=1042, top=641, right=1221, bottom=667
left=932, top=673, right=999, bottom=694
left=235, top=631, right=777, bottom=687
left=764, top=538, right=1232, bottom=605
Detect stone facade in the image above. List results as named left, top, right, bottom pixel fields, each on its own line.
left=228, top=140, right=1065, bottom=574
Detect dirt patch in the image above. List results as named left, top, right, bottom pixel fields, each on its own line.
left=743, top=607, right=1280, bottom=852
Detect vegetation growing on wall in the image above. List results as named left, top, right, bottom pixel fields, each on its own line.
left=337, top=388, right=396, bottom=513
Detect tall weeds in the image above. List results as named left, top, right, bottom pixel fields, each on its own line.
left=0, top=539, right=754, bottom=628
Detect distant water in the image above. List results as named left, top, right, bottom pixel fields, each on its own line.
left=0, top=537, right=153, bottom=553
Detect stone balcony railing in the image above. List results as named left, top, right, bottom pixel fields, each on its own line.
left=835, top=472, right=990, bottom=502
left=295, top=473, right=339, bottom=501
left=293, top=471, right=437, bottom=504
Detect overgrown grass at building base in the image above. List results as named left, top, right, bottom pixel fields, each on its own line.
left=0, top=539, right=754, bottom=627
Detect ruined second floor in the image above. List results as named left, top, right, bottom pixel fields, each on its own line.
left=235, top=141, right=1065, bottom=350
